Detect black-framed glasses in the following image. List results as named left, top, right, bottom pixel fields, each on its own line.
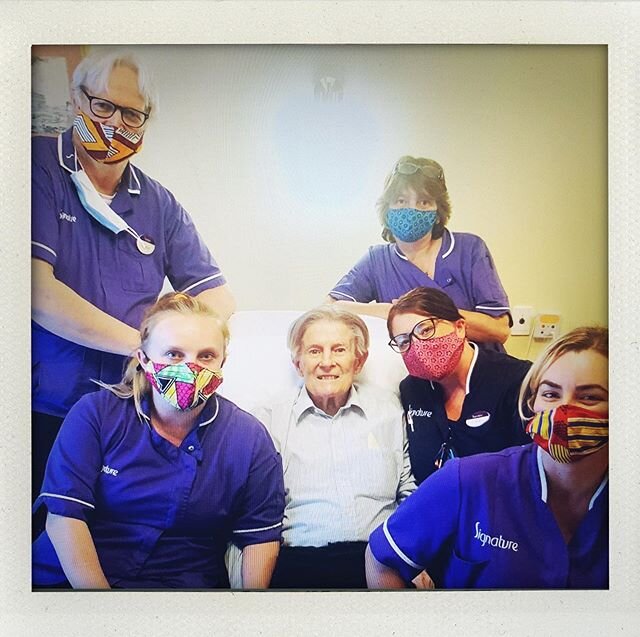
left=81, top=87, right=150, bottom=129
left=393, top=161, right=445, bottom=182
left=388, top=318, right=439, bottom=354
left=434, top=428, right=456, bottom=470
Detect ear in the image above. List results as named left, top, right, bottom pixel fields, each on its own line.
left=292, top=356, right=305, bottom=378
left=354, top=350, right=369, bottom=375
left=136, top=349, right=149, bottom=366
left=454, top=318, right=466, bottom=339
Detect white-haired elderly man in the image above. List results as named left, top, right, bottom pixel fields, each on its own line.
left=253, top=305, right=416, bottom=589
left=31, top=49, right=235, bottom=504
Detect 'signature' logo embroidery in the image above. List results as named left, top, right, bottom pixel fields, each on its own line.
left=474, top=521, right=518, bottom=552
left=101, top=464, right=119, bottom=477
left=59, top=211, right=77, bottom=223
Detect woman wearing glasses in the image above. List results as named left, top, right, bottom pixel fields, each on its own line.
left=366, top=326, right=608, bottom=589
left=328, top=155, right=511, bottom=353
left=31, top=50, right=235, bottom=505
left=387, top=287, right=531, bottom=485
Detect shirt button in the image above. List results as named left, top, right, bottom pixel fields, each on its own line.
left=187, top=445, right=195, bottom=452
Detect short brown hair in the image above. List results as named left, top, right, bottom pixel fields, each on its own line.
left=377, top=156, right=452, bottom=242
left=387, top=287, right=462, bottom=337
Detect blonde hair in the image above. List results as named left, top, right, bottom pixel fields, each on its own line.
left=98, top=292, right=229, bottom=420
left=517, top=326, right=608, bottom=421
left=377, top=156, right=452, bottom=242
left=287, top=305, right=369, bottom=364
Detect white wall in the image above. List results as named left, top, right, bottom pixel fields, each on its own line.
left=87, top=44, right=607, bottom=357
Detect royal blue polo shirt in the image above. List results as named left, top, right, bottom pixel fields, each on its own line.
left=369, top=444, right=608, bottom=589
left=32, top=391, right=285, bottom=589
left=32, top=129, right=227, bottom=417
left=400, top=344, right=532, bottom=484
left=329, top=230, right=511, bottom=352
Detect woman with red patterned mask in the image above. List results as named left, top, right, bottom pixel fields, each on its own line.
left=386, top=286, right=532, bottom=485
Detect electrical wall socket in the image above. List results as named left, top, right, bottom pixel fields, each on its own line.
left=533, top=314, right=561, bottom=340
left=511, top=305, right=534, bottom=336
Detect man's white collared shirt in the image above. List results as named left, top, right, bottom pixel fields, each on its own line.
left=253, top=383, right=416, bottom=547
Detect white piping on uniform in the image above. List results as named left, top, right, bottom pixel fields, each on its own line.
left=393, top=245, right=408, bottom=261
left=233, top=521, right=283, bottom=534
left=536, top=447, right=548, bottom=503
left=39, top=492, right=95, bottom=509
left=57, top=134, right=76, bottom=174
left=32, top=241, right=57, bottom=258
left=329, top=290, right=358, bottom=302
left=181, top=273, right=224, bottom=293
left=128, top=165, right=141, bottom=195
left=475, top=305, right=511, bottom=312
left=382, top=518, right=422, bottom=569
left=465, top=343, right=479, bottom=395
left=440, top=229, right=455, bottom=259
left=589, top=474, right=608, bottom=511
left=199, top=396, right=220, bottom=427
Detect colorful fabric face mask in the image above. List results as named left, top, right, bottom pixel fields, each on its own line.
left=525, top=404, right=608, bottom=464
left=401, top=330, right=465, bottom=381
left=73, top=112, right=144, bottom=164
left=143, top=359, right=223, bottom=411
left=386, top=208, right=438, bottom=243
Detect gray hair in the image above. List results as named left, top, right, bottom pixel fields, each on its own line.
left=287, top=305, right=370, bottom=363
left=70, top=49, right=158, bottom=118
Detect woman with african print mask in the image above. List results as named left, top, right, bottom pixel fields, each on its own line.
left=328, top=156, right=511, bottom=352
left=366, top=326, right=608, bottom=590
left=32, top=292, right=284, bottom=590
left=387, top=286, right=531, bottom=485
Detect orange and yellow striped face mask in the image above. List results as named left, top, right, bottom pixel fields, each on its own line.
left=525, top=404, right=608, bottom=464
left=73, top=112, right=144, bottom=164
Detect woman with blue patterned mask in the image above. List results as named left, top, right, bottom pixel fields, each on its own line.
left=328, top=156, right=512, bottom=354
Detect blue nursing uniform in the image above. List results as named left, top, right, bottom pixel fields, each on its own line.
left=369, top=445, right=608, bottom=589
left=32, top=391, right=285, bottom=589
left=32, top=129, right=227, bottom=417
left=329, top=230, right=510, bottom=352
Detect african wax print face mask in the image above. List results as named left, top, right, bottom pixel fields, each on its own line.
left=401, top=331, right=465, bottom=381
left=525, top=404, right=608, bottom=464
left=73, top=112, right=144, bottom=164
left=143, top=358, right=223, bottom=411
left=386, top=208, right=438, bottom=243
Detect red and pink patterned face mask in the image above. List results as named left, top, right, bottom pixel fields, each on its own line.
left=143, top=359, right=223, bottom=411
left=401, top=331, right=465, bottom=381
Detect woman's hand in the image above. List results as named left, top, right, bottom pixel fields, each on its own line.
left=412, top=569, right=436, bottom=589
left=458, top=310, right=510, bottom=344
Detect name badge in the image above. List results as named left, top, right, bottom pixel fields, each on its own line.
left=466, top=411, right=490, bottom=428
left=136, top=235, right=156, bottom=255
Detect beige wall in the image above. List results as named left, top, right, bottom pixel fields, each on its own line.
left=89, top=44, right=607, bottom=359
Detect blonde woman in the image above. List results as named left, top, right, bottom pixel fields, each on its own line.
left=33, top=292, right=284, bottom=589
left=366, top=327, right=608, bottom=589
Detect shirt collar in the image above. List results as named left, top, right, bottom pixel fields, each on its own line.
left=392, top=228, right=455, bottom=262
left=292, top=384, right=366, bottom=422
left=140, top=394, right=220, bottom=430
left=57, top=127, right=142, bottom=196
left=534, top=446, right=609, bottom=510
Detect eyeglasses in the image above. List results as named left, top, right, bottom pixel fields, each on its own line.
left=388, top=318, right=440, bottom=354
left=434, top=427, right=456, bottom=470
left=81, top=87, right=150, bottom=129
left=393, top=161, right=445, bottom=182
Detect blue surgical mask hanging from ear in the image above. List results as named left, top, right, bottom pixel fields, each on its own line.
left=70, top=169, right=155, bottom=255
left=386, top=208, right=437, bottom=243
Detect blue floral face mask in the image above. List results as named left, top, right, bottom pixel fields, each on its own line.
left=386, top=208, right=438, bottom=243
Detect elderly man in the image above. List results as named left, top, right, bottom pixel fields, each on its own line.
left=253, top=306, right=415, bottom=589
left=31, top=50, right=235, bottom=502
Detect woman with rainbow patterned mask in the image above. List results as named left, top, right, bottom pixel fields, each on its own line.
left=32, top=292, right=284, bottom=590
left=366, top=326, right=608, bottom=590
left=328, top=155, right=511, bottom=353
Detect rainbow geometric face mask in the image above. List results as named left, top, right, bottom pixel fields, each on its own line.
left=143, top=359, right=223, bottom=411
left=73, top=112, right=144, bottom=164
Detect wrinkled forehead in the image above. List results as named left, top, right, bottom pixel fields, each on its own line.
left=300, top=318, right=356, bottom=346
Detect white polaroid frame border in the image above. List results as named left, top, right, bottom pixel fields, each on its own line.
left=2, top=1, right=638, bottom=634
